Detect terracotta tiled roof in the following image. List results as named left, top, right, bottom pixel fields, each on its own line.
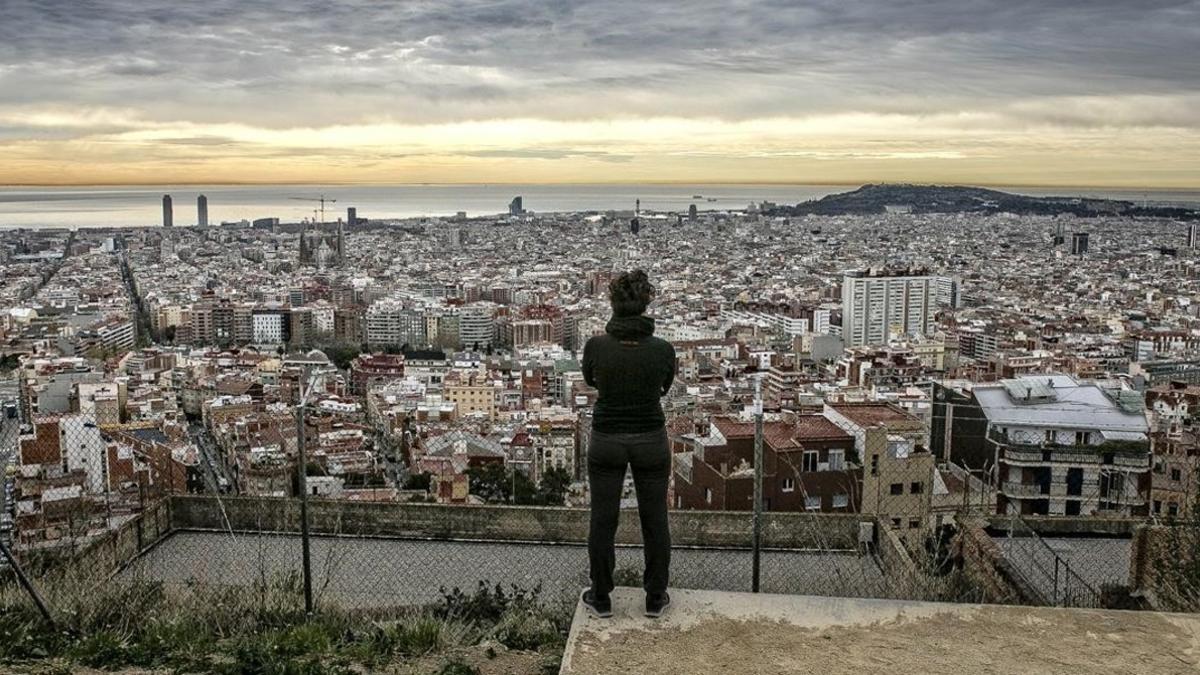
left=794, top=415, right=853, bottom=442
left=828, top=402, right=920, bottom=428
left=712, top=417, right=756, bottom=439
left=666, top=416, right=697, bottom=435
left=762, top=422, right=799, bottom=450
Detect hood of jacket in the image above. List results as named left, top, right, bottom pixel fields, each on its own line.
left=605, top=314, right=655, bottom=339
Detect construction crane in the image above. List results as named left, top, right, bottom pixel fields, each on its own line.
left=290, top=195, right=337, bottom=223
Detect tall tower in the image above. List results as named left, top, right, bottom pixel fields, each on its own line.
left=197, top=194, right=208, bottom=226
left=337, top=218, right=345, bottom=264
left=1189, top=223, right=1199, bottom=249
left=841, top=268, right=935, bottom=347
left=162, top=194, right=173, bottom=227
left=1071, top=232, right=1090, bottom=256
left=630, top=198, right=641, bottom=235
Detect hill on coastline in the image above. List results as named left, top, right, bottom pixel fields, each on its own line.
left=764, top=184, right=1199, bottom=219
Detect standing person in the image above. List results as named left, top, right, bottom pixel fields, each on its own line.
left=580, top=270, right=677, bottom=618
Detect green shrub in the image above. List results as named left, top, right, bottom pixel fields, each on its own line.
left=68, top=630, right=130, bottom=669
left=489, top=609, right=563, bottom=652
left=0, top=604, right=66, bottom=661
left=436, top=581, right=542, bottom=623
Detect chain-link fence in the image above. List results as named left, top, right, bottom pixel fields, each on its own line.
left=2, top=376, right=1196, bottom=632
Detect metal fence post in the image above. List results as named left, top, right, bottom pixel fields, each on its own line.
left=752, top=376, right=763, bottom=593
left=1053, top=557, right=1060, bottom=606
left=296, top=367, right=314, bottom=615
left=0, top=539, right=54, bottom=628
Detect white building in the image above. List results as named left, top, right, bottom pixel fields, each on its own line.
left=841, top=269, right=936, bottom=347
left=252, top=311, right=286, bottom=345
left=459, top=303, right=495, bottom=350
left=976, top=375, right=1151, bottom=518
left=365, top=301, right=427, bottom=348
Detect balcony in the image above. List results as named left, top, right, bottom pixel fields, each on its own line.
left=1002, top=481, right=1049, bottom=498
left=991, top=430, right=1149, bottom=468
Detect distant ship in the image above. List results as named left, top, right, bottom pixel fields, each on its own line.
left=692, top=194, right=703, bottom=199
left=706, top=197, right=718, bottom=202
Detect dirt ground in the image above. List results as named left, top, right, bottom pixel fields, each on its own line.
left=8, top=644, right=555, bottom=675
left=384, top=643, right=555, bottom=674
left=569, top=606, right=1200, bottom=675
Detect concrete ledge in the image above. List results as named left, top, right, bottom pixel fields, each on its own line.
left=169, top=495, right=861, bottom=549
left=561, top=588, right=1200, bottom=674
left=986, top=515, right=1142, bottom=537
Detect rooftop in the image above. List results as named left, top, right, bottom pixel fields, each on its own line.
left=976, top=374, right=1149, bottom=432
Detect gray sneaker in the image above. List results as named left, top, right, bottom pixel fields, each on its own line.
left=645, top=592, right=671, bottom=618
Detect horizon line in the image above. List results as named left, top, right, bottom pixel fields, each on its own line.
left=2, top=180, right=1198, bottom=192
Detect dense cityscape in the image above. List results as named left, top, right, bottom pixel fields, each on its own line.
left=4, top=187, right=1200, bottom=556
left=3, top=0, right=1199, bottom=670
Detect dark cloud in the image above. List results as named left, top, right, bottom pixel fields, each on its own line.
left=0, top=0, right=1197, bottom=130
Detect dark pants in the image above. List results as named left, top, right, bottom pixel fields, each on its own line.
left=588, top=427, right=671, bottom=596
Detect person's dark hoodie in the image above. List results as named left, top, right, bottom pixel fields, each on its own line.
left=581, top=314, right=677, bottom=433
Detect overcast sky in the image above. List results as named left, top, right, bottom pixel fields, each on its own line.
left=1, top=0, right=1198, bottom=186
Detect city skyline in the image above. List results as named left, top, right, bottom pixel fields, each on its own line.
left=1, top=0, right=1198, bottom=187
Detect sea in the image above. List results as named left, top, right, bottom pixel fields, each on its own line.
left=1, top=183, right=1198, bottom=229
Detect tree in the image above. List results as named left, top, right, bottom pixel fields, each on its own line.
left=318, top=342, right=361, bottom=370
left=404, top=471, right=432, bottom=491
left=537, top=466, right=572, bottom=506
left=466, top=463, right=537, bottom=504
left=466, top=463, right=511, bottom=503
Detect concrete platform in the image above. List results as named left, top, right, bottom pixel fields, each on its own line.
left=560, top=588, right=1200, bottom=674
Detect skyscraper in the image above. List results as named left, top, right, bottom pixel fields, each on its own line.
left=162, top=194, right=173, bottom=227
left=347, top=207, right=357, bottom=225
left=509, top=196, right=524, bottom=216
left=1189, top=223, right=1199, bottom=249
left=841, top=268, right=936, bottom=347
left=688, top=203, right=698, bottom=221
left=1071, top=232, right=1090, bottom=255
left=197, top=194, right=208, bottom=226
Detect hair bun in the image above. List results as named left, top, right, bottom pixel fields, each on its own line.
left=609, top=269, right=654, bottom=317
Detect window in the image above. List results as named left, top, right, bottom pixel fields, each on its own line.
left=1075, top=431, right=1090, bottom=446
left=910, top=481, right=924, bottom=494
left=802, top=450, right=818, bottom=472
left=871, top=454, right=879, bottom=476
left=782, top=478, right=795, bottom=493
left=832, top=493, right=849, bottom=509
left=909, top=518, right=921, bottom=529
left=1172, top=467, right=1183, bottom=482
left=891, top=517, right=902, bottom=529
left=890, top=483, right=904, bottom=495
left=1169, top=503, right=1180, bottom=518
left=1154, top=500, right=1162, bottom=514
left=828, top=449, right=845, bottom=471
left=704, top=488, right=712, bottom=505
left=805, top=496, right=821, bottom=511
